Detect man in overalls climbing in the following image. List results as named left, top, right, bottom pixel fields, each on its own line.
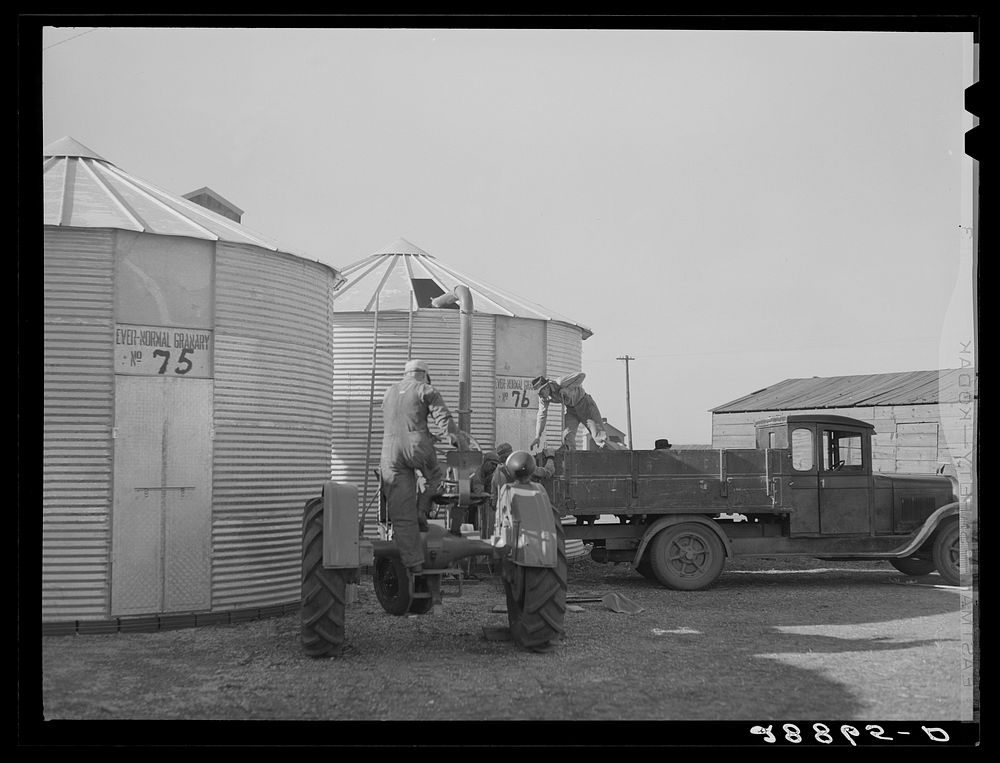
left=380, top=359, right=467, bottom=575
left=529, top=372, right=618, bottom=451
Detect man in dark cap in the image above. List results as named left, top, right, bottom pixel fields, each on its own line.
left=496, top=442, right=513, bottom=463
left=380, top=359, right=467, bottom=575
left=529, top=372, right=615, bottom=451
left=468, top=450, right=502, bottom=530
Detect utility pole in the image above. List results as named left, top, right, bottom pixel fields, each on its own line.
left=617, top=355, right=635, bottom=449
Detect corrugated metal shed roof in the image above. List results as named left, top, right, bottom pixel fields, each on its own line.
left=333, top=237, right=594, bottom=339
left=711, top=369, right=966, bottom=413
left=43, top=136, right=285, bottom=253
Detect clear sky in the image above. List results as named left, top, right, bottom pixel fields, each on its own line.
left=38, top=21, right=978, bottom=446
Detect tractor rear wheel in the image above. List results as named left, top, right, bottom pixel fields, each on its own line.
left=373, top=556, right=434, bottom=615
left=932, top=520, right=961, bottom=586
left=889, top=556, right=937, bottom=577
left=502, top=519, right=567, bottom=652
left=301, top=496, right=350, bottom=658
left=649, top=522, right=726, bottom=591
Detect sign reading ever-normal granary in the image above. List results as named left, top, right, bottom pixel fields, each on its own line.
left=495, top=375, right=537, bottom=410
left=114, top=323, right=213, bottom=378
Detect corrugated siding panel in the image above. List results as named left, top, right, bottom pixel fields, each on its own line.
left=331, top=313, right=412, bottom=538
left=42, top=228, right=115, bottom=621
left=331, top=311, right=498, bottom=540
left=212, top=245, right=335, bottom=610
left=216, top=244, right=334, bottom=346
left=546, top=321, right=587, bottom=449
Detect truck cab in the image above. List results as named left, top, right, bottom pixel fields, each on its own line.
left=756, top=414, right=957, bottom=538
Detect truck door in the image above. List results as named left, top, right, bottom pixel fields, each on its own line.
left=817, top=426, right=872, bottom=534
left=787, top=424, right=820, bottom=534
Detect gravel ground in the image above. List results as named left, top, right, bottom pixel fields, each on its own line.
left=28, top=553, right=973, bottom=745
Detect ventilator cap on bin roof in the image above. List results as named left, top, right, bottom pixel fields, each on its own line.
left=332, top=237, right=593, bottom=339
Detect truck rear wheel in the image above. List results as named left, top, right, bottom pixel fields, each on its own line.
left=301, top=496, right=349, bottom=658
left=649, top=522, right=725, bottom=591
left=889, top=556, right=936, bottom=577
left=373, top=556, right=434, bottom=615
left=932, top=520, right=961, bottom=586
left=502, top=520, right=567, bottom=652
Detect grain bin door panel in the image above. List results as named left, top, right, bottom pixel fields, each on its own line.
left=112, top=377, right=213, bottom=616
left=494, top=317, right=546, bottom=451
left=495, top=408, right=537, bottom=454
left=161, top=379, right=213, bottom=612
left=111, top=378, right=165, bottom=615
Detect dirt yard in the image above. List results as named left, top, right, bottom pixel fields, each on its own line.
left=29, top=555, right=971, bottom=745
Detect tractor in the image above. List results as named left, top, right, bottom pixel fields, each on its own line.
left=300, top=285, right=567, bottom=657
left=300, top=449, right=568, bottom=657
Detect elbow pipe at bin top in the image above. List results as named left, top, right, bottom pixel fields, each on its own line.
left=430, top=285, right=473, bottom=436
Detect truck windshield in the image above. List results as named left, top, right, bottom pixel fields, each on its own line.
left=822, top=429, right=864, bottom=471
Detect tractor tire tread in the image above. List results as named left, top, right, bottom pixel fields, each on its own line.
left=301, top=496, right=349, bottom=658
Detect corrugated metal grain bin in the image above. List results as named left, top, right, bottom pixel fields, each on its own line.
left=330, top=238, right=594, bottom=549
left=42, top=137, right=345, bottom=625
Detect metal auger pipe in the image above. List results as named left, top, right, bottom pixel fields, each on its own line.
left=371, top=525, right=496, bottom=570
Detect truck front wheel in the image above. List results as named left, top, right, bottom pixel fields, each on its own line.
left=502, top=520, right=567, bottom=652
left=301, top=496, right=350, bottom=658
left=649, top=522, right=725, bottom=591
left=932, top=521, right=961, bottom=586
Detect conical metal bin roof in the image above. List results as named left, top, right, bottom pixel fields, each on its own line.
left=43, top=136, right=287, bottom=253
left=333, top=237, right=593, bottom=339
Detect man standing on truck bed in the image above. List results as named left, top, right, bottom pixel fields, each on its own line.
left=529, top=372, right=620, bottom=451
left=380, top=358, right=467, bottom=575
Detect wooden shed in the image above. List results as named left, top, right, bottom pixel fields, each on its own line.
left=710, top=369, right=977, bottom=503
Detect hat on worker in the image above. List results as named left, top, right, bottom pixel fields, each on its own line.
left=483, top=451, right=501, bottom=465
left=654, top=438, right=672, bottom=450
left=529, top=375, right=549, bottom=390
left=404, top=359, right=430, bottom=375
left=496, top=442, right=513, bottom=459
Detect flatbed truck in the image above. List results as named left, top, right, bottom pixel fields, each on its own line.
left=554, top=413, right=962, bottom=589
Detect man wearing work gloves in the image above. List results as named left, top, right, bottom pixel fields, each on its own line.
left=380, top=359, right=468, bottom=575
left=529, top=372, right=618, bottom=451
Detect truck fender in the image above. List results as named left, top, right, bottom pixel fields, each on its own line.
left=632, top=515, right=733, bottom=567
left=889, top=501, right=961, bottom=558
